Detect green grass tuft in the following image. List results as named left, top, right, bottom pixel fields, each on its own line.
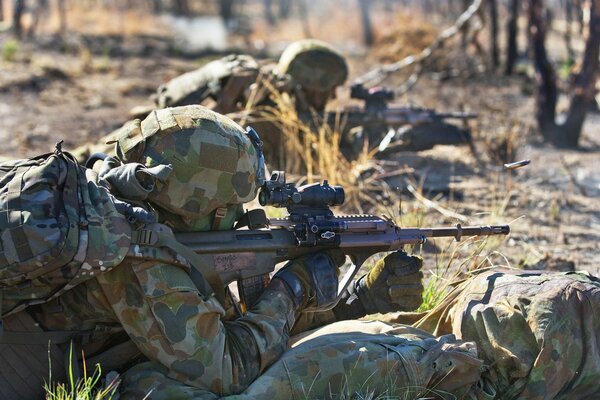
left=2, top=39, right=19, bottom=62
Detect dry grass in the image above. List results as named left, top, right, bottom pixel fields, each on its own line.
left=371, top=12, right=439, bottom=64
left=245, top=81, right=391, bottom=213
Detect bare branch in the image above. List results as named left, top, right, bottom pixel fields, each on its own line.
left=354, top=0, right=484, bottom=87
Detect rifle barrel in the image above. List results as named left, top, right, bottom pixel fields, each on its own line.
left=428, top=224, right=510, bottom=241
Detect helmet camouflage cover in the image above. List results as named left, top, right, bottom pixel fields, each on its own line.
left=114, top=105, right=263, bottom=230
left=277, top=39, right=348, bottom=91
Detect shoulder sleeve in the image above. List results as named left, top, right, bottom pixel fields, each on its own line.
left=96, top=258, right=295, bottom=395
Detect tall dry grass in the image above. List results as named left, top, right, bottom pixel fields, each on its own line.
left=241, top=80, right=391, bottom=213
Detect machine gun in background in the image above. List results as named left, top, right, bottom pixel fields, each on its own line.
left=324, top=84, right=477, bottom=154
left=175, top=171, right=509, bottom=313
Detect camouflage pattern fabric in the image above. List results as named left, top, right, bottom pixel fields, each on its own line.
left=155, top=55, right=260, bottom=113
left=0, top=150, right=131, bottom=317
left=114, top=106, right=261, bottom=231
left=393, top=269, right=600, bottom=400
left=277, top=39, right=348, bottom=92
left=118, top=321, right=484, bottom=400
left=70, top=42, right=348, bottom=168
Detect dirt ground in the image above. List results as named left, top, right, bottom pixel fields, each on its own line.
left=0, top=13, right=598, bottom=275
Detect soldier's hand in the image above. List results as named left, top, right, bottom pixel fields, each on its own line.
left=355, top=251, right=424, bottom=314
left=273, top=251, right=344, bottom=311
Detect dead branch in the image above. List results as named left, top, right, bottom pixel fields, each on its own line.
left=354, top=0, right=484, bottom=87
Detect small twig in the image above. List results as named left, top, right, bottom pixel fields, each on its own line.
left=406, top=184, right=469, bottom=222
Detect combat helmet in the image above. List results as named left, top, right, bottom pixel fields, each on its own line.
left=114, top=105, right=265, bottom=231
left=277, top=39, right=348, bottom=92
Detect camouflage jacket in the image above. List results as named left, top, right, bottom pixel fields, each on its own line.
left=27, top=244, right=339, bottom=396
left=27, top=250, right=290, bottom=395
left=153, top=54, right=298, bottom=114
left=397, top=269, right=600, bottom=400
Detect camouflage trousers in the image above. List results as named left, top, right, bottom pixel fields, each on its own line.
left=389, top=269, right=600, bottom=400
left=119, top=320, right=485, bottom=400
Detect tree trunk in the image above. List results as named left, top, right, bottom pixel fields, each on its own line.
left=564, top=0, right=575, bottom=61
left=279, top=0, right=291, bottom=19
left=529, top=0, right=600, bottom=148
left=529, top=0, right=559, bottom=135
left=264, top=0, right=275, bottom=25
left=488, top=0, right=500, bottom=68
left=0, top=0, right=4, bottom=22
left=577, top=0, right=585, bottom=34
left=58, top=0, right=67, bottom=33
left=505, top=0, right=520, bottom=74
left=461, top=0, right=471, bottom=49
left=562, top=0, right=600, bottom=145
left=12, top=0, right=24, bottom=38
left=358, top=0, right=373, bottom=47
left=173, top=0, right=189, bottom=15
left=220, top=0, right=235, bottom=23
left=151, top=0, right=162, bottom=13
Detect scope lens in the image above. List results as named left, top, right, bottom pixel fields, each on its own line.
left=258, top=190, right=268, bottom=206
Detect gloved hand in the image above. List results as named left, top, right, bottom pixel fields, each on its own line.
left=273, top=251, right=344, bottom=311
left=355, top=251, right=424, bottom=314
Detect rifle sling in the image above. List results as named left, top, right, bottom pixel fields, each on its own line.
left=131, top=229, right=226, bottom=304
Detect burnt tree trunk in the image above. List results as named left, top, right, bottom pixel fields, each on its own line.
left=564, top=0, right=575, bottom=61
left=358, top=0, right=373, bottom=46
left=12, top=0, right=24, bottom=37
left=505, top=0, right=520, bottom=74
left=577, top=0, right=585, bottom=34
left=151, top=0, right=162, bottom=13
left=529, top=0, right=600, bottom=147
left=219, top=0, right=235, bottom=23
left=173, top=0, right=189, bottom=15
left=279, top=0, right=291, bottom=18
left=57, top=0, right=66, bottom=33
left=562, top=0, right=600, bottom=143
left=489, top=0, right=500, bottom=68
left=264, top=0, right=275, bottom=25
left=461, top=0, right=471, bottom=49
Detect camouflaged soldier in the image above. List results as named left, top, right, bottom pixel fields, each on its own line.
left=0, top=105, right=485, bottom=399
left=72, top=39, right=348, bottom=166
left=150, top=39, right=347, bottom=115
left=387, top=268, right=600, bottom=399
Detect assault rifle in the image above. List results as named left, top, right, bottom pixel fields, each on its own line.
left=174, top=171, right=510, bottom=312
left=324, top=84, right=477, bottom=153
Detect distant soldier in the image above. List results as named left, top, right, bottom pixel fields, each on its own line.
left=151, top=39, right=347, bottom=115
left=73, top=39, right=348, bottom=165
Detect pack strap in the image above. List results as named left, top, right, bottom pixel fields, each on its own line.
left=131, top=226, right=226, bottom=304
left=86, top=340, right=142, bottom=372
left=0, top=309, right=94, bottom=345
left=211, top=207, right=228, bottom=231
left=0, top=329, right=92, bottom=345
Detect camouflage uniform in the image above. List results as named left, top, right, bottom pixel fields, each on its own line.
left=390, top=269, right=600, bottom=399
left=72, top=40, right=348, bottom=167
left=2, top=105, right=483, bottom=399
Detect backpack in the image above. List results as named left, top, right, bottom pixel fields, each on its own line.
left=0, top=143, right=132, bottom=318
left=0, top=144, right=135, bottom=400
